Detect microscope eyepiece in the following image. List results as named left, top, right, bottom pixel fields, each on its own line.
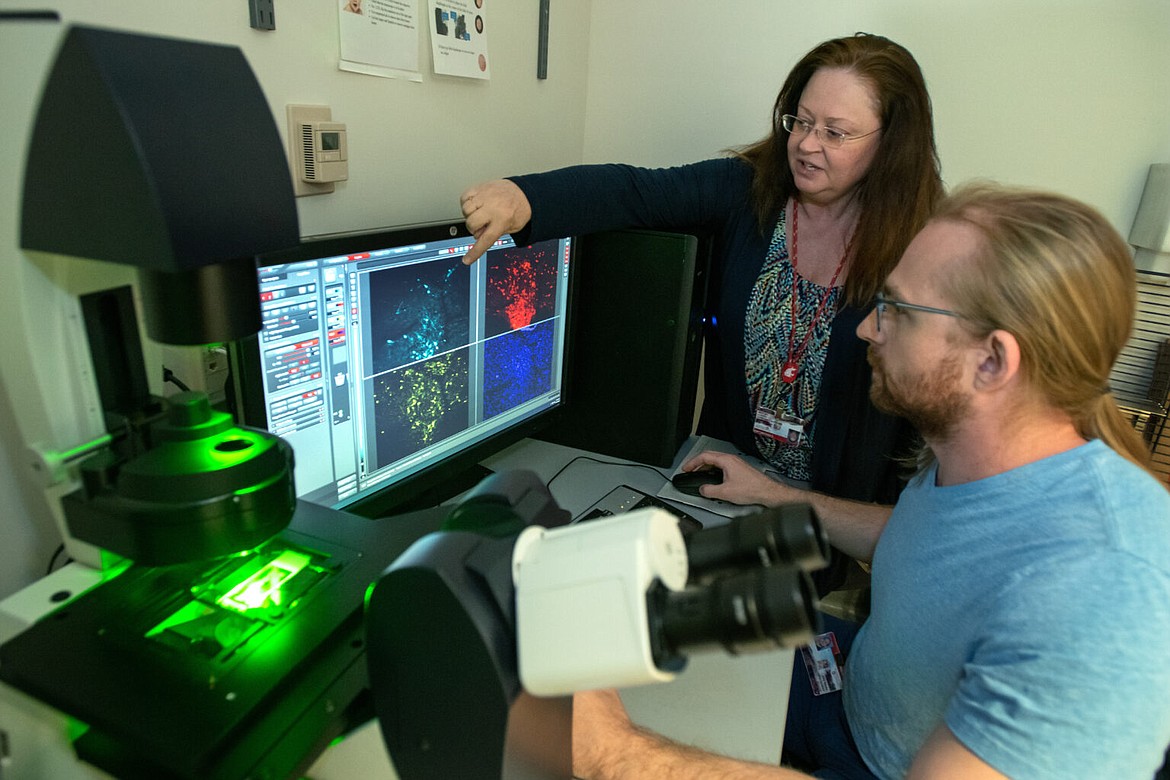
left=645, top=505, right=828, bottom=669
left=649, top=566, right=819, bottom=665
left=683, top=503, right=829, bottom=580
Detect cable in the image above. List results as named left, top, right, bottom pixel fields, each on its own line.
left=46, top=543, right=71, bottom=575
left=544, top=454, right=671, bottom=491
left=162, top=366, right=191, bottom=392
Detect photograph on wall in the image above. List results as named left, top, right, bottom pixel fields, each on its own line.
left=338, top=0, right=422, bottom=81
left=428, top=0, right=491, bottom=80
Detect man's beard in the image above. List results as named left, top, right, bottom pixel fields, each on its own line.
left=868, top=346, right=970, bottom=440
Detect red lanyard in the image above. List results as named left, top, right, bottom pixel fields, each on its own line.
left=781, top=204, right=853, bottom=384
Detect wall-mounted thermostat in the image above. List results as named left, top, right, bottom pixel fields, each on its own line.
left=287, top=104, right=348, bottom=197
left=300, top=120, right=348, bottom=182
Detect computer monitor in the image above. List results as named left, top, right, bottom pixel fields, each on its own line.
left=536, top=228, right=710, bottom=467
left=229, top=221, right=576, bottom=517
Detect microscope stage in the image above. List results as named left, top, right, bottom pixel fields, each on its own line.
left=0, top=500, right=446, bottom=780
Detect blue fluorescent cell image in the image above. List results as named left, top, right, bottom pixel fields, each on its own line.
left=367, top=259, right=470, bottom=375
left=482, top=319, right=554, bottom=419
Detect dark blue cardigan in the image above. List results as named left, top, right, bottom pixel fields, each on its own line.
left=510, top=158, right=912, bottom=508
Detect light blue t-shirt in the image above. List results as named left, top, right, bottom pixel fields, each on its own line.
left=844, top=440, right=1170, bottom=779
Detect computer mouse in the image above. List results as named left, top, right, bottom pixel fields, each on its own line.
left=671, top=467, right=723, bottom=497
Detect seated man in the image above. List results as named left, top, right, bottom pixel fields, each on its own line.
left=573, top=183, right=1170, bottom=779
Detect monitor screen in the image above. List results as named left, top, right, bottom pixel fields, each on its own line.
left=229, top=221, right=575, bottom=516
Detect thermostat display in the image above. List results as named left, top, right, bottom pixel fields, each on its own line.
left=299, top=121, right=348, bottom=182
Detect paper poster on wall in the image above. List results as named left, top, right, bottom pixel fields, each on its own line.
left=338, top=0, right=422, bottom=82
left=428, top=0, right=490, bottom=80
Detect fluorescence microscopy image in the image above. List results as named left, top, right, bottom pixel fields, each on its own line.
left=482, top=320, right=555, bottom=419
left=368, top=258, right=470, bottom=375
left=485, top=243, right=559, bottom=338
left=372, top=348, right=470, bottom=467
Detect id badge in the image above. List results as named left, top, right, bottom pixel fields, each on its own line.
left=754, top=405, right=805, bottom=446
left=776, top=413, right=805, bottom=447
left=799, top=631, right=845, bottom=695
left=753, top=405, right=779, bottom=437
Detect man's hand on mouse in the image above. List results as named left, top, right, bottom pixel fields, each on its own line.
left=681, top=451, right=800, bottom=506
left=459, top=179, right=533, bottom=265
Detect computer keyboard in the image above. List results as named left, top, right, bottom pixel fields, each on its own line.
left=574, top=484, right=703, bottom=534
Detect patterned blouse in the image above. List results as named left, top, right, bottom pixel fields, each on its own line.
left=744, top=208, right=842, bottom=481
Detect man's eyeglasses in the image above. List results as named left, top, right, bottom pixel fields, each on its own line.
left=874, top=292, right=964, bottom=333
left=780, top=114, right=881, bottom=149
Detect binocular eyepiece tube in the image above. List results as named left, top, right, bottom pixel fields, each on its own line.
left=684, top=503, right=830, bottom=580
left=648, top=503, right=829, bottom=668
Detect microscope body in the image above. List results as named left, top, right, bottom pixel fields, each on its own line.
left=365, top=472, right=691, bottom=779
left=365, top=471, right=826, bottom=780
left=366, top=528, right=574, bottom=780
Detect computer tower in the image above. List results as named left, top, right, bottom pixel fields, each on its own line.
left=537, top=228, right=710, bottom=467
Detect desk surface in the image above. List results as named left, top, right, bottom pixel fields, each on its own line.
left=483, top=436, right=794, bottom=766
left=483, top=434, right=769, bottom=523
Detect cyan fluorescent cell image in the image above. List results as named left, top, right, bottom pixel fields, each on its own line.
left=367, top=258, right=471, bottom=375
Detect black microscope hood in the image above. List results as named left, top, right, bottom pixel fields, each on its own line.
left=20, top=24, right=300, bottom=343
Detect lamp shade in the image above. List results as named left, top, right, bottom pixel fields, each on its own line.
left=1129, top=164, right=1170, bottom=274
left=1130, top=164, right=1170, bottom=252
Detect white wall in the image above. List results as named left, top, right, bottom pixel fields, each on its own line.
left=581, top=0, right=1170, bottom=234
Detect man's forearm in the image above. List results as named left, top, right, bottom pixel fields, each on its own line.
left=679, top=452, right=892, bottom=564
left=752, top=480, right=890, bottom=563
left=579, top=723, right=811, bottom=780
left=799, top=490, right=890, bottom=564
